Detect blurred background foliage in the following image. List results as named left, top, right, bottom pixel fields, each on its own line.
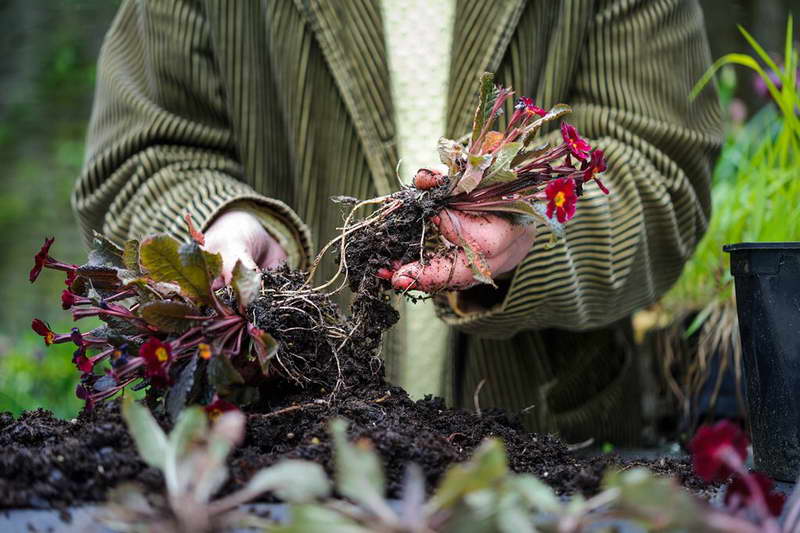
left=0, top=0, right=797, bottom=419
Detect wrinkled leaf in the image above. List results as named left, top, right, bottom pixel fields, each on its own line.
left=484, top=142, right=522, bottom=184
left=75, top=264, right=122, bottom=290
left=192, top=410, right=246, bottom=503
left=430, top=439, right=509, bottom=510
left=140, top=235, right=213, bottom=303
left=140, top=301, right=198, bottom=333
left=88, top=231, right=126, bottom=269
left=248, top=324, right=279, bottom=376
left=208, top=353, right=245, bottom=395
left=438, top=137, right=465, bottom=176
left=330, top=418, right=393, bottom=520
left=166, top=355, right=199, bottom=423
left=238, top=460, right=331, bottom=504
left=453, top=154, right=493, bottom=195
left=169, top=406, right=208, bottom=459
left=471, top=72, right=497, bottom=146
left=510, top=142, right=551, bottom=168
left=122, top=240, right=141, bottom=272
left=121, top=395, right=168, bottom=470
left=460, top=238, right=496, bottom=288
left=232, top=260, right=262, bottom=310
left=476, top=200, right=539, bottom=220
left=271, top=504, right=370, bottom=533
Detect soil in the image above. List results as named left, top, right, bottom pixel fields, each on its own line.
left=0, top=229, right=714, bottom=511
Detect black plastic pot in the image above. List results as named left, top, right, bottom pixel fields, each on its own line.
left=724, top=242, right=800, bottom=482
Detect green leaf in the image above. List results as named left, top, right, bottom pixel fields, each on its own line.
left=165, top=355, right=199, bottom=423
left=471, top=72, right=497, bottom=146
left=271, top=505, right=370, bottom=533
left=484, top=142, right=522, bottom=184
left=207, top=353, right=245, bottom=396
left=510, top=142, right=552, bottom=168
left=168, top=406, right=208, bottom=459
left=249, top=326, right=280, bottom=377
left=122, top=240, right=141, bottom=272
left=139, top=301, right=198, bottom=333
left=88, top=231, right=126, bottom=268
left=239, top=460, right=331, bottom=504
left=603, top=468, right=702, bottom=530
left=430, top=439, right=509, bottom=510
left=121, top=395, right=168, bottom=471
left=509, top=474, right=560, bottom=513
left=438, top=137, right=465, bottom=174
left=231, top=260, right=262, bottom=309
left=460, top=238, right=496, bottom=288
left=329, top=418, right=393, bottom=519
left=139, top=235, right=213, bottom=304
left=520, top=104, right=572, bottom=146
left=476, top=200, right=539, bottom=220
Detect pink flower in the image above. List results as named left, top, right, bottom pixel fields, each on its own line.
left=516, top=96, right=546, bottom=117
left=29, top=237, right=55, bottom=282
left=725, top=472, right=786, bottom=517
left=139, top=337, right=173, bottom=386
left=689, top=420, right=749, bottom=482
left=582, top=149, right=609, bottom=194
left=545, top=178, right=578, bottom=223
left=560, top=122, right=591, bottom=161
left=204, top=396, right=239, bottom=421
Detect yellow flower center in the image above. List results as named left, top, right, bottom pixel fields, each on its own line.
left=155, top=347, right=169, bottom=362
left=554, top=191, right=566, bottom=208
left=208, top=408, right=222, bottom=422
left=198, top=343, right=212, bottom=360
left=45, top=332, right=55, bottom=345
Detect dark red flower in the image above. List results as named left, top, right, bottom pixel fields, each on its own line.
left=139, top=337, right=172, bottom=383
left=689, top=420, right=749, bottom=482
left=61, top=290, right=78, bottom=310
left=516, top=96, right=547, bottom=117
left=31, top=318, right=56, bottom=345
left=561, top=122, right=591, bottom=161
left=30, top=237, right=55, bottom=283
left=65, top=269, right=78, bottom=287
left=582, top=149, right=609, bottom=195
left=73, top=348, right=94, bottom=373
left=204, top=396, right=239, bottom=421
left=545, top=178, right=578, bottom=223
left=725, top=472, right=786, bottom=517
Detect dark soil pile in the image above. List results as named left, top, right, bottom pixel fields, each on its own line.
left=0, top=266, right=709, bottom=510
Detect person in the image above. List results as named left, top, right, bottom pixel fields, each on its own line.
left=74, top=0, right=722, bottom=444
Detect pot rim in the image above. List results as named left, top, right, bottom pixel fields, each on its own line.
left=723, top=242, right=800, bottom=253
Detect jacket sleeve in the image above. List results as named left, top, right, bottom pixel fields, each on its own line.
left=72, top=0, right=312, bottom=267
left=439, top=0, right=722, bottom=338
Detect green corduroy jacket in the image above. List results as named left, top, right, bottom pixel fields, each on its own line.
left=74, top=0, right=722, bottom=444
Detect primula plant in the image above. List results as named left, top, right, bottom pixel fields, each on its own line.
left=28, top=220, right=331, bottom=420
left=312, top=71, right=608, bottom=291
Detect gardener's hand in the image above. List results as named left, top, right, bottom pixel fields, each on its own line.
left=390, top=208, right=535, bottom=292
left=204, top=209, right=287, bottom=288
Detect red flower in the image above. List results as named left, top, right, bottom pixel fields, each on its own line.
left=582, top=149, right=609, bottom=195
left=725, top=472, right=786, bottom=517
left=689, top=420, right=749, bottom=482
left=61, top=290, right=78, bottom=310
left=65, top=269, right=78, bottom=287
left=545, top=178, right=578, bottom=223
left=30, top=237, right=55, bottom=283
left=139, top=337, right=172, bottom=384
left=204, top=396, right=239, bottom=421
left=73, top=348, right=94, bottom=373
left=31, top=319, right=56, bottom=345
left=516, top=96, right=547, bottom=117
left=561, top=122, right=591, bottom=161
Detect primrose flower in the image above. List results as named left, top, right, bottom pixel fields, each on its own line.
left=139, top=337, right=173, bottom=385
left=204, top=396, right=239, bottom=421
left=725, top=471, right=786, bottom=517
left=29, top=237, right=55, bottom=282
left=583, top=149, right=609, bottom=195
left=516, top=96, right=546, bottom=117
left=73, top=347, right=94, bottom=373
left=198, top=343, right=213, bottom=360
left=689, top=420, right=749, bottom=482
left=545, top=177, right=578, bottom=223
left=31, top=319, right=57, bottom=345
left=561, top=122, right=591, bottom=161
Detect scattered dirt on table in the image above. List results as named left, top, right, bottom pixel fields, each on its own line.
left=1, top=262, right=712, bottom=510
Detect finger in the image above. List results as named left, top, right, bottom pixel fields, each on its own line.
left=437, top=209, right=528, bottom=257
left=487, top=229, right=536, bottom=276
left=392, top=251, right=477, bottom=292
